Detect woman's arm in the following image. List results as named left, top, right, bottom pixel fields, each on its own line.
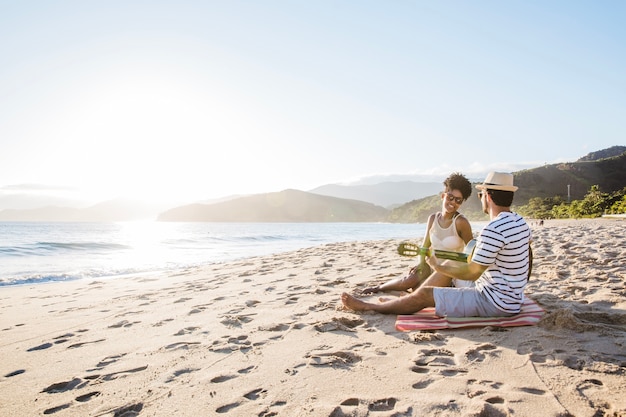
left=423, top=213, right=436, bottom=248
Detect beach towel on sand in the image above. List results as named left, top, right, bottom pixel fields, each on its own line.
left=395, top=298, right=544, bottom=331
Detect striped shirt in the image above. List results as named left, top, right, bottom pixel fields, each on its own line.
left=472, top=212, right=531, bottom=314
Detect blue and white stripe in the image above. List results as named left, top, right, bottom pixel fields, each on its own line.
left=472, top=212, right=531, bottom=314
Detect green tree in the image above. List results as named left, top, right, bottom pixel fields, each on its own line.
left=518, top=196, right=565, bottom=219
left=551, top=203, right=571, bottom=219
left=608, top=188, right=626, bottom=214
left=578, top=185, right=611, bottom=217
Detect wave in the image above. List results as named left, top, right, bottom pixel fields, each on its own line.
left=0, top=265, right=166, bottom=287
left=0, top=273, right=86, bottom=287
left=0, top=241, right=131, bottom=258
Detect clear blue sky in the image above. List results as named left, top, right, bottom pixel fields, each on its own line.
left=1, top=1, right=624, bottom=207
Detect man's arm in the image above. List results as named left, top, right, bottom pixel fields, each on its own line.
left=426, top=253, right=488, bottom=282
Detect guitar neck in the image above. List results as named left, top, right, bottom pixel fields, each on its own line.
left=416, top=239, right=475, bottom=262
left=432, top=249, right=469, bottom=262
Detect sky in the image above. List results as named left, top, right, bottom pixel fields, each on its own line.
left=1, top=1, right=625, bottom=209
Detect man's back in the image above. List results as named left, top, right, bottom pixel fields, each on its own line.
left=472, top=212, right=531, bottom=314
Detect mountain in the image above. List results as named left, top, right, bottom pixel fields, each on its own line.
left=513, top=149, right=626, bottom=203
left=157, top=189, right=389, bottom=222
left=309, top=181, right=443, bottom=208
left=0, top=199, right=166, bottom=222
left=389, top=147, right=626, bottom=223
left=577, top=146, right=626, bottom=162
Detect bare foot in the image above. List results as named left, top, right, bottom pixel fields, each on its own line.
left=341, top=292, right=373, bottom=312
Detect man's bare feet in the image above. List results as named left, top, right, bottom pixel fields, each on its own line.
left=341, top=292, right=373, bottom=311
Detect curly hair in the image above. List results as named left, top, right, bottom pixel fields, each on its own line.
left=443, top=172, right=472, bottom=200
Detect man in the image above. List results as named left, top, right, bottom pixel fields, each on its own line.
left=341, top=172, right=531, bottom=317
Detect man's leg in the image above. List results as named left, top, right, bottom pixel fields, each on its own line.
left=342, top=285, right=435, bottom=315
left=341, top=270, right=454, bottom=315
left=419, top=269, right=454, bottom=288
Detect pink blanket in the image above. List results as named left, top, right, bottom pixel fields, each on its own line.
left=395, top=298, right=544, bottom=331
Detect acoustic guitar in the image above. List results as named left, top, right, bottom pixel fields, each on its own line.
left=398, top=239, right=533, bottom=279
left=397, top=239, right=477, bottom=263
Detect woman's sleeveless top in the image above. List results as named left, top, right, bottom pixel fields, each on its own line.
left=430, top=213, right=465, bottom=252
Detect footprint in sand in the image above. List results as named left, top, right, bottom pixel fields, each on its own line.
left=216, top=402, right=241, bottom=414
left=368, top=397, right=397, bottom=411
left=576, top=378, right=605, bottom=402
left=238, top=365, right=255, bottom=374
left=41, top=378, right=85, bottom=393
left=67, top=339, right=106, bottom=349
left=306, top=350, right=362, bottom=368
left=163, top=341, right=201, bottom=351
left=518, top=387, right=547, bottom=395
left=216, top=396, right=285, bottom=415
left=243, top=388, right=267, bottom=400
left=52, top=333, right=75, bottom=344
left=313, top=316, right=364, bottom=333
left=174, top=326, right=200, bottom=336
left=166, top=368, right=200, bottom=383
left=99, top=365, right=148, bottom=382
left=110, top=403, right=143, bottom=416
left=412, top=379, right=435, bottom=389
left=42, top=403, right=71, bottom=415
left=109, top=320, right=140, bottom=328
left=219, top=313, right=256, bottom=328
left=258, top=323, right=290, bottom=332
left=516, top=339, right=543, bottom=355
left=332, top=397, right=399, bottom=415
left=408, top=332, right=446, bottom=343
left=152, top=318, right=174, bottom=327
left=464, top=343, right=498, bottom=362
left=411, top=348, right=467, bottom=378
left=4, top=369, right=26, bottom=377
left=210, top=335, right=252, bottom=353
left=75, top=391, right=101, bottom=402
left=466, top=379, right=506, bottom=400
left=90, top=353, right=127, bottom=370
left=27, top=342, right=53, bottom=352
left=211, top=374, right=238, bottom=383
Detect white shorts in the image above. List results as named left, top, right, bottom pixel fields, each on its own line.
left=433, top=287, right=513, bottom=317
left=452, top=278, right=474, bottom=288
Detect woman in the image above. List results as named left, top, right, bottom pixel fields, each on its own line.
left=363, top=172, right=473, bottom=294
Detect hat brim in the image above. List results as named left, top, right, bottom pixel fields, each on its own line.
left=476, top=184, right=518, bottom=192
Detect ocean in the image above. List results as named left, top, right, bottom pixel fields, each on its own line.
left=0, top=221, right=433, bottom=287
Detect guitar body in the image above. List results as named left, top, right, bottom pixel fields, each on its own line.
left=397, top=239, right=477, bottom=263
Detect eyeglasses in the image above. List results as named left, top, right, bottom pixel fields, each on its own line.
left=445, top=192, right=464, bottom=204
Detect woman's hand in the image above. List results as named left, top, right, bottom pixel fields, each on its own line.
left=361, top=286, right=381, bottom=294
left=426, top=253, right=439, bottom=271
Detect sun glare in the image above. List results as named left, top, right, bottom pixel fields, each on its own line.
left=38, top=68, right=262, bottom=204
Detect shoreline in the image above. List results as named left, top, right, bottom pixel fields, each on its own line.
left=1, top=218, right=624, bottom=416
left=0, top=221, right=427, bottom=288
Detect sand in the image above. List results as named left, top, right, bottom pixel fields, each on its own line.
left=1, top=218, right=625, bottom=417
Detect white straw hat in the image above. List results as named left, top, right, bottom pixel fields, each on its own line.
left=475, top=172, right=518, bottom=192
